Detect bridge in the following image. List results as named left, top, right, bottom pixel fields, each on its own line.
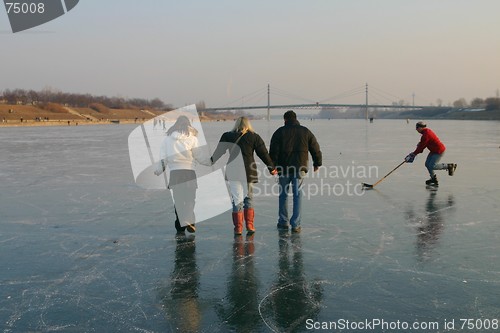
left=203, top=83, right=462, bottom=120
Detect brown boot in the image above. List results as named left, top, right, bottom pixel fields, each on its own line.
left=232, top=211, right=244, bottom=235
left=244, top=208, right=255, bottom=234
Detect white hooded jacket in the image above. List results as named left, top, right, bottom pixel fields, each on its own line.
left=157, top=131, right=210, bottom=173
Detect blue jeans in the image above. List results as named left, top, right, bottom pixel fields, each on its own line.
left=425, top=152, right=443, bottom=177
left=278, top=175, right=304, bottom=228
left=229, top=181, right=253, bottom=212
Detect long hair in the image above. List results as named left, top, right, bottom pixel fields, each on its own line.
left=166, top=115, right=198, bottom=136
left=232, top=117, right=254, bottom=135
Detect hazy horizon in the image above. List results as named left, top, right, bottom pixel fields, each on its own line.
left=1, top=1, right=499, bottom=109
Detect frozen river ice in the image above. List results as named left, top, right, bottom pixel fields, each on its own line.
left=1, top=119, right=499, bottom=332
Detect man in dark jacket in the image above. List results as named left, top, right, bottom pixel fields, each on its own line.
left=270, top=110, right=322, bottom=232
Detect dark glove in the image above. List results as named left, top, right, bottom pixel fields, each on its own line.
left=404, top=153, right=416, bottom=163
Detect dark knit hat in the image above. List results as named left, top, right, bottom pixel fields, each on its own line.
left=416, top=121, right=427, bottom=128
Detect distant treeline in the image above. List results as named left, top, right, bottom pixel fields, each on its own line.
left=0, top=88, right=173, bottom=111
left=452, top=96, right=500, bottom=110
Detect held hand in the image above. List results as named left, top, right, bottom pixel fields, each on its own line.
left=154, top=161, right=165, bottom=175
left=404, top=153, right=416, bottom=163
left=270, top=168, right=278, bottom=176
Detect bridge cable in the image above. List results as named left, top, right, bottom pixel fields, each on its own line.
left=319, top=85, right=366, bottom=103
left=218, top=87, right=267, bottom=108
left=270, top=86, right=316, bottom=104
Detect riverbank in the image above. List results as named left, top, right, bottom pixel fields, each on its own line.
left=0, top=103, right=238, bottom=128
left=0, top=103, right=158, bottom=126
left=0, top=116, right=237, bottom=128
left=0, top=119, right=145, bottom=127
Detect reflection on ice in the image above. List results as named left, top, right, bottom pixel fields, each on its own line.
left=405, top=189, right=456, bottom=262
left=259, top=232, right=324, bottom=332
left=216, top=234, right=260, bottom=332
left=158, top=235, right=200, bottom=333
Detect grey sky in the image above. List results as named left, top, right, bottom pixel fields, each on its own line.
left=1, top=0, right=499, bottom=108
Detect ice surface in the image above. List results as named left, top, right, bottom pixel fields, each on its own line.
left=1, top=120, right=499, bottom=332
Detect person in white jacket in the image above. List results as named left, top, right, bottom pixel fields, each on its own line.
left=155, top=115, right=210, bottom=233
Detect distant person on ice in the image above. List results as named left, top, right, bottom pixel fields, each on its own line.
left=270, top=110, right=322, bottom=233
left=404, top=121, right=457, bottom=186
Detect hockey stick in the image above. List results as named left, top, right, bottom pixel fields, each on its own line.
left=362, top=161, right=406, bottom=189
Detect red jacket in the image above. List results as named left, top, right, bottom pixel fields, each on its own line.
left=413, top=128, right=446, bottom=155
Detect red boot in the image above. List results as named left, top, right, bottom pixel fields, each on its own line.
left=244, top=208, right=255, bottom=234
left=233, top=235, right=244, bottom=256
left=232, top=211, right=244, bottom=235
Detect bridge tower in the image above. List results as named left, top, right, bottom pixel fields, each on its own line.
left=365, top=82, right=369, bottom=120
left=267, top=84, right=270, bottom=121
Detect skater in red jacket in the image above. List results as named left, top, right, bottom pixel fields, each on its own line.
left=404, top=121, right=457, bottom=186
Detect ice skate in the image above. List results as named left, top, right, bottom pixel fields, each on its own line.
left=425, top=175, right=439, bottom=187
left=447, top=163, right=457, bottom=176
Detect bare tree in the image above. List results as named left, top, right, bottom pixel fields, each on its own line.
left=195, top=100, right=206, bottom=111
left=453, top=98, right=468, bottom=108
left=470, top=98, right=485, bottom=108
left=1, top=87, right=171, bottom=110
left=485, top=97, right=500, bottom=111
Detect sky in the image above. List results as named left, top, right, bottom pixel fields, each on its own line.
left=1, top=0, right=500, bottom=109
